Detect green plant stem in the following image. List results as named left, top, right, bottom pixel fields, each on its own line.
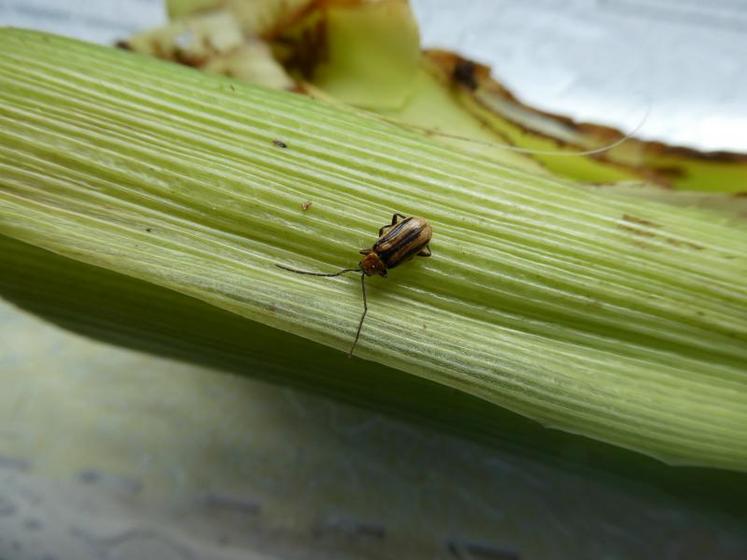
left=0, top=29, right=746, bottom=470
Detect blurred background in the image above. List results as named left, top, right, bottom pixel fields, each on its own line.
left=1, top=1, right=746, bottom=559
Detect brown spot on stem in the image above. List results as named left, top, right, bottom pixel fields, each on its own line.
left=622, top=214, right=661, bottom=228
left=619, top=215, right=705, bottom=250
left=452, top=59, right=478, bottom=90
left=618, top=224, right=656, bottom=238
left=619, top=215, right=659, bottom=240
left=666, top=238, right=705, bottom=251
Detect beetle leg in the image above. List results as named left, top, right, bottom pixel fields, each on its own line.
left=379, top=213, right=408, bottom=236
left=359, top=248, right=372, bottom=255
left=348, top=273, right=368, bottom=358
left=418, top=244, right=432, bottom=257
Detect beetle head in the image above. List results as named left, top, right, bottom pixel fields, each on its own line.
left=359, top=251, right=388, bottom=277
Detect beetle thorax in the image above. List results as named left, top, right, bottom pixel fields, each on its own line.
left=359, top=251, right=388, bottom=277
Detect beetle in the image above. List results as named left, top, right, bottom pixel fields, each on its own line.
left=276, top=213, right=432, bottom=357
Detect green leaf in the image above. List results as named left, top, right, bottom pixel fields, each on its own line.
left=1, top=29, right=746, bottom=471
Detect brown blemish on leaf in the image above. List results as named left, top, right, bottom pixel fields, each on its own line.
left=272, top=139, right=288, bottom=148
left=622, top=214, right=661, bottom=228
left=302, top=200, right=313, bottom=211
left=618, top=215, right=705, bottom=250
left=618, top=224, right=656, bottom=238
left=452, top=59, right=479, bottom=90
left=643, top=140, right=747, bottom=163
left=665, top=238, right=705, bottom=251
left=649, top=165, right=686, bottom=181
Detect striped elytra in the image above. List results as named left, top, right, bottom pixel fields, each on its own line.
left=360, top=214, right=432, bottom=276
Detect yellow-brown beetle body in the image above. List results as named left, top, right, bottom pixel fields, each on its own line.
left=276, top=213, right=432, bottom=357
left=359, top=214, right=432, bottom=277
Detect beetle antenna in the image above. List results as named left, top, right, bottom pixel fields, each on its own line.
left=305, top=80, right=651, bottom=159
left=375, top=100, right=651, bottom=157
left=349, top=272, right=367, bottom=358
left=275, top=263, right=360, bottom=277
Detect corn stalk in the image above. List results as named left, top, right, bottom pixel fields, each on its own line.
left=0, top=29, right=746, bottom=470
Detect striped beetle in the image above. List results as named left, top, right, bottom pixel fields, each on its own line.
left=277, top=213, right=432, bottom=357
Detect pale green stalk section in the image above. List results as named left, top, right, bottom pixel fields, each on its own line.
left=0, top=29, right=746, bottom=470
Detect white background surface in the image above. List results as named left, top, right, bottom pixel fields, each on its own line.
left=0, top=0, right=166, bottom=43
